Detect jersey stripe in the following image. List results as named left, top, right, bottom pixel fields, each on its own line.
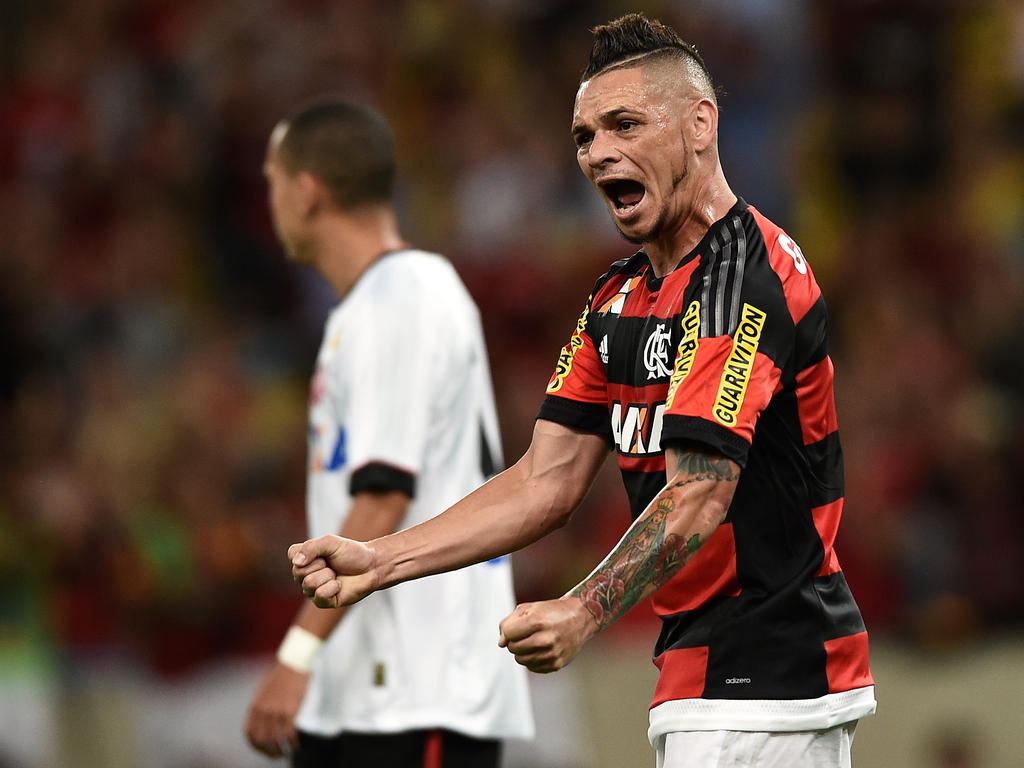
left=652, top=646, right=710, bottom=705
left=795, top=357, right=839, bottom=445
left=651, top=523, right=742, bottom=615
left=825, top=632, right=873, bottom=693
left=700, top=215, right=748, bottom=338
left=536, top=199, right=873, bottom=722
left=730, top=217, right=747, bottom=332
left=814, top=572, right=867, bottom=639
left=792, top=295, right=829, bottom=373
left=812, top=499, right=843, bottom=577
left=804, top=432, right=844, bottom=508
left=651, top=647, right=708, bottom=708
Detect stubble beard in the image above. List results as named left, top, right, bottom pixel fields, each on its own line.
left=617, top=209, right=666, bottom=245
left=613, top=151, right=689, bottom=246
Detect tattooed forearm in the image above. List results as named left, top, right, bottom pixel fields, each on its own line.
left=652, top=531, right=704, bottom=588
left=571, top=454, right=737, bottom=631
left=571, top=500, right=669, bottom=630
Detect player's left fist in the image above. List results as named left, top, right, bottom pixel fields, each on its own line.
left=497, top=596, right=599, bottom=673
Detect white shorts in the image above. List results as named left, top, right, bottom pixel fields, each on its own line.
left=654, top=722, right=857, bottom=768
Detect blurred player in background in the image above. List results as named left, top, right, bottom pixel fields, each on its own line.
left=288, top=13, right=875, bottom=768
left=245, top=100, right=533, bottom=767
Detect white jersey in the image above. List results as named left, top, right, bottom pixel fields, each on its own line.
left=296, top=249, right=533, bottom=739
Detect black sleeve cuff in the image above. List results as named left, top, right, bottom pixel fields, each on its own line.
left=350, top=462, right=416, bottom=498
left=537, top=395, right=612, bottom=441
left=661, top=415, right=751, bottom=467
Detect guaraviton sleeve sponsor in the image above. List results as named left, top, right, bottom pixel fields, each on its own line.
left=547, top=297, right=592, bottom=394
left=712, top=303, right=766, bottom=426
left=665, top=300, right=701, bottom=409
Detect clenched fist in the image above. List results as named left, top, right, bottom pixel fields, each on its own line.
left=288, top=535, right=378, bottom=608
left=498, top=596, right=600, bottom=673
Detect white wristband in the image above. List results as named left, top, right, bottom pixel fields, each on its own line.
left=276, top=626, right=323, bottom=673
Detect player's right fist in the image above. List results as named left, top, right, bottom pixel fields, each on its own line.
left=288, top=535, right=376, bottom=608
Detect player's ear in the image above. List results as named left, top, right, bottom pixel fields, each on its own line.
left=296, top=171, right=326, bottom=218
left=690, top=98, right=718, bottom=153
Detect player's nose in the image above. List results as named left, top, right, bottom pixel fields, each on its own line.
left=586, top=130, right=621, bottom=168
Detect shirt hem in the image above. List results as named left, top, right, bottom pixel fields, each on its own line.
left=647, top=686, right=876, bottom=745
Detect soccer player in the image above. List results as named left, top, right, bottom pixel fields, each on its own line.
left=245, top=101, right=533, bottom=767
left=288, top=14, right=876, bottom=768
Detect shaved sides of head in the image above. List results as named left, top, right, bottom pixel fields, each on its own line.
left=581, top=13, right=717, bottom=104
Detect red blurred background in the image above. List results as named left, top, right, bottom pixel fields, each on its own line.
left=1, top=1, right=1022, bottom=766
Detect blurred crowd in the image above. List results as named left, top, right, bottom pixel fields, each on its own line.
left=1, top=0, right=1022, bottom=732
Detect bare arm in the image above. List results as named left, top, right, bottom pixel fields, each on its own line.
left=291, top=489, right=409, bottom=634
left=290, top=419, right=611, bottom=608
left=572, top=444, right=738, bottom=630
left=245, top=489, right=408, bottom=757
left=498, top=442, right=739, bottom=672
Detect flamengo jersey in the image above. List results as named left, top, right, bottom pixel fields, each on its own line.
left=538, top=200, right=875, bottom=740
left=297, top=249, right=533, bottom=740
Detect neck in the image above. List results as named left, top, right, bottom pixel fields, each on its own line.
left=644, top=167, right=736, bottom=277
left=312, top=206, right=408, bottom=299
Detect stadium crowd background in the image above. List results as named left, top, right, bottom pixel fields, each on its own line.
left=1, top=1, right=1022, bottom=766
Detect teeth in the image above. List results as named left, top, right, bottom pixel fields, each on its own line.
left=601, top=179, right=644, bottom=215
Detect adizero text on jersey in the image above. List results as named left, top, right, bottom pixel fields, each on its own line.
left=538, top=199, right=875, bottom=737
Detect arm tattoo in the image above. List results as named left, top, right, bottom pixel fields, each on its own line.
left=674, top=449, right=737, bottom=478
left=571, top=448, right=738, bottom=631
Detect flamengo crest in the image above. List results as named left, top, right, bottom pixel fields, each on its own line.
left=644, top=323, right=672, bottom=379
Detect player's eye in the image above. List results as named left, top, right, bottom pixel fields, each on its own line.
left=618, top=120, right=637, bottom=132
left=574, top=132, right=593, bottom=149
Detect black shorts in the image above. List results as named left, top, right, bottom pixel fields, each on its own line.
left=293, top=728, right=502, bottom=768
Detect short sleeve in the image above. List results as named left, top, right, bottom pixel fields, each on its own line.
left=537, top=297, right=612, bottom=440
left=336, top=276, right=441, bottom=497
left=661, top=281, right=790, bottom=467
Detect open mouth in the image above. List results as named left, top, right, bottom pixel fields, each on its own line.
left=600, top=179, right=646, bottom=215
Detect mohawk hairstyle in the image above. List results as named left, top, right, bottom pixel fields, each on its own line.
left=581, top=12, right=714, bottom=96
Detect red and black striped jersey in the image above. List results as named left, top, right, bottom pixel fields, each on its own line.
left=539, top=199, right=875, bottom=733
